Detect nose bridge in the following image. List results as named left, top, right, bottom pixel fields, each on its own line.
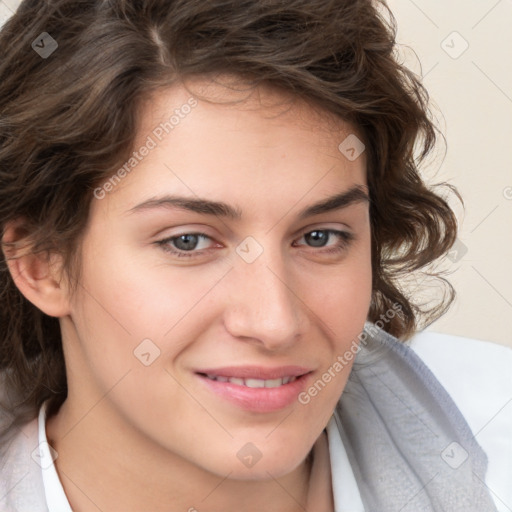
left=223, top=241, right=304, bottom=347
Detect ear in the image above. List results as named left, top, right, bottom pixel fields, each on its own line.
left=1, top=219, right=72, bottom=317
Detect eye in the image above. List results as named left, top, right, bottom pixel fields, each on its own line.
left=155, top=228, right=355, bottom=260
left=156, top=232, right=216, bottom=258
left=293, top=229, right=354, bottom=255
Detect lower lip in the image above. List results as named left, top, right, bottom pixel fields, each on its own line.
left=196, top=373, right=312, bottom=413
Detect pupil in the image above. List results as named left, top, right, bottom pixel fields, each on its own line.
left=306, top=231, right=327, bottom=247
left=175, top=234, right=198, bottom=251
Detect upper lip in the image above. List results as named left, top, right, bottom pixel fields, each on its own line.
left=195, top=366, right=313, bottom=380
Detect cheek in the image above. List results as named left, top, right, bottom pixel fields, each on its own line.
left=306, top=241, right=372, bottom=338
left=69, top=241, right=231, bottom=387
left=294, top=244, right=372, bottom=402
left=78, top=238, right=207, bottom=331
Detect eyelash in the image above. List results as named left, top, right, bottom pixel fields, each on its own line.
left=155, top=229, right=355, bottom=259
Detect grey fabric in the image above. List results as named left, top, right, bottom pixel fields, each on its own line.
left=0, top=417, right=48, bottom=511
left=335, top=323, right=498, bottom=512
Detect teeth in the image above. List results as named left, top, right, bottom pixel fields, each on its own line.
left=205, top=374, right=298, bottom=387
left=264, top=378, right=283, bottom=388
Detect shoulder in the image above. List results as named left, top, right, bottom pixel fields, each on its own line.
left=0, top=411, right=48, bottom=512
left=410, top=331, right=512, bottom=512
left=335, top=325, right=501, bottom=511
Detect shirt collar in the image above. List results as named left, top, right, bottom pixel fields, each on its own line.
left=326, top=414, right=365, bottom=511
left=38, top=402, right=73, bottom=512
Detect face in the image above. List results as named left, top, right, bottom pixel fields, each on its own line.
left=60, top=78, right=372, bottom=480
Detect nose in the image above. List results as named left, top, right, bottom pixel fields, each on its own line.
left=222, top=246, right=307, bottom=351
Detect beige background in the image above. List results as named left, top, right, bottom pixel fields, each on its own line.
left=1, top=0, right=511, bottom=346
left=387, top=0, right=512, bottom=347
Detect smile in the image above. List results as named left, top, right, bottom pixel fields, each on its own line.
left=195, top=368, right=313, bottom=413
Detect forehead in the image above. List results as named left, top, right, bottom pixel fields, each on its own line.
left=97, top=77, right=367, bottom=217
left=136, top=75, right=365, bottom=155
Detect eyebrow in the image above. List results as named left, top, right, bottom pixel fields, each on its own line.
left=298, top=185, right=369, bottom=219
left=126, top=185, right=369, bottom=220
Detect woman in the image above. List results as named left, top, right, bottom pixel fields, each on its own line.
left=0, top=0, right=499, bottom=510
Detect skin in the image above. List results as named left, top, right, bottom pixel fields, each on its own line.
left=4, top=77, right=372, bottom=511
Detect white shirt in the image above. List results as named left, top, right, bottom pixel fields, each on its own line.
left=37, top=405, right=72, bottom=512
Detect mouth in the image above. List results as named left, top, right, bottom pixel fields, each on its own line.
left=198, top=373, right=299, bottom=388
left=194, top=367, right=313, bottom=413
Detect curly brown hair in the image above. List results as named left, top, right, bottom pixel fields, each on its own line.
left=0, top=0, right=457, bottom=438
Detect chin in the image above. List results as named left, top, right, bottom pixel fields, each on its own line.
left=220, top=460, right=304, bottom=481
left=201, top=445, right=309, bottom=481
